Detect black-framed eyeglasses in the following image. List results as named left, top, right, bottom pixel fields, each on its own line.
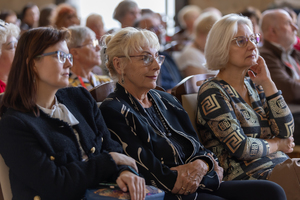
left=232, top=33, right=260, bottom=47
left=118, top=54, right=165, bottom=66
left=36, top=50, right=73, bottom=64
left=76, top=39, right=99, bottom=49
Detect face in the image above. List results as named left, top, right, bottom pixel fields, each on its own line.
left=185, top=12, right=200, bottom=30
left=23, top=5, right=40, bottom=27
left=74, top=35, right=101, bottom=69
left=227, top=24, right=259, bottom=69
left=6, top=14, right=19, bottom=25
left=121, top=6, right=141, bottom=27
left=34, top=40, right=72, bottom=91
left=117, top=47, right=161, bottom=93
left=0, top=36, right=18, bottom=77
left=90, top=21, right=105, bottom=40
left=63, top=13, right=80, bottom=28
left=274, top=11, right=298, bottom=49
left=139, top=17, right=165, bottom=45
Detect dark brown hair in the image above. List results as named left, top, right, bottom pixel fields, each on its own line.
left=0, top=27, right=70, bottom=116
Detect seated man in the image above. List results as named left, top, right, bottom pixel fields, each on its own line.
left=134, top=14, right=182, bottom=92
left=259, top=9, right=300, bottom=104
left=67, top=26, right=111, bottom=90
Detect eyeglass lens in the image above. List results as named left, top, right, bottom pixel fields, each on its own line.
left=236, top=34, right=260, bottom=47
left=58, top=51, right=73, bottom=64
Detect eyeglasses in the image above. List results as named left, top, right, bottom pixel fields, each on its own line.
left=232, top=33, right=260, bottom=47
left=76, top=39, right=99, bottom=49
left=0, top=19, right=8, bottom=28
left=36, top=50, right=73, bottom=64
left=118, top=54, right=165, bottom=66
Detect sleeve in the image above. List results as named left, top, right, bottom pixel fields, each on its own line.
left=261, top=89, right=294, bottom=138
left=0, top=115, right=120, bottom=200
left=197, top=83, right=270, bottom=161
left=260, top=51, right=300, bottom=104
left=100, top=101, right=177, bottom=192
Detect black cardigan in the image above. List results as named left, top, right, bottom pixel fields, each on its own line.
left=0, top=87, right=126, bottom=200
left=100, top=83, right=220, bottom=198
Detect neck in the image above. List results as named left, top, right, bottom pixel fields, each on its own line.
left=193, top=40, right=204, bottom=52
left=36, top=83, right=57, bottom=109
left=71, top=64, right=91, bottom=80
left=217, top=65, right=248, bottom=89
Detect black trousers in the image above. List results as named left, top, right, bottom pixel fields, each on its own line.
left=164, top=180, right=286, bottom=200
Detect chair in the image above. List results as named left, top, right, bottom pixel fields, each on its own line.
left=171, top=74, right=215, bottom=135
left=0, top=155, right=12, bottom=200
left=89, top=81, right=115, bottom=103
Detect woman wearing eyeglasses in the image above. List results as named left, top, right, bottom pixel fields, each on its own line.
left=0, top=27, right=145, bottom=200
left=0, top=20, right=20, bottom=93
left=196, top=14, right=295, bottom=195
left=99, top=27, right=286, bottom=200
left=67, top=26, right=111, bottom=90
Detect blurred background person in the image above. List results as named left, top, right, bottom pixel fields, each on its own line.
left=240, top=6, right=262, bottom=37
left=86, top=13, right=105, bottom=41
left=52, top=3, right=80, bottom=29
left=68, top=26, right=111, bottom=90
left=0, top=9, right=20, bottom=26
left=20, top=3, right=40, bottom=33
left=176, top=12, right=220, bottom=77
left=172, top=5, right=201, bottom=51
left=134, top=14, right=182, bottom=92
left=38, top=4, right=56, bottom=27
left=0, top=20, right=20, bottom=93
left=111, top=0, right=141, bottom=32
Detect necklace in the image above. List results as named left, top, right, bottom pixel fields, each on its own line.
left=149, top=98, right=172, bottom=137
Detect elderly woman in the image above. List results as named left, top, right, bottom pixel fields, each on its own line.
left=196, top=14, right=295, bottom=198
left=113, top=0, right=141, bottom=29
left=52, top=3, right=80, bottom=29
left=176, top=12, right=220, bottom=77
left=0, top=27, right=145, bottom=200
left=0, top=20, right=20, bottom=93
left=67, top=26, right=111, bottom=90
left=100, top=27, right=286, bottom=200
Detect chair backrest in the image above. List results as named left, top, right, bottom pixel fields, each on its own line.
left=0, top=155, right=12, bottom=200
left=171, top=74, right=215, bottom=138
left=171, top=73, right=215, bottom=103
left=89, top=82, right=115, bottom=103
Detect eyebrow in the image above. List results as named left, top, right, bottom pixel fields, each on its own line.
left=141, top=51, right=159, bottom=56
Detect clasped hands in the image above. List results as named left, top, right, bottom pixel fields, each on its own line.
left=170, top=153, right=223, bottom=195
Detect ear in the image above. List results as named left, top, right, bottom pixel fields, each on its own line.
left=112, top=57, right=124, bottom=75
left=28, top=58, right=38, bottom=73
left=69, top=48, right=79, bottom=59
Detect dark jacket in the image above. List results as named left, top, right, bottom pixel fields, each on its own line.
left=259, top=40, right=300, bottom=104
left=0, top=87, right=126, bottom=200
left=100, top=83, right=219, bottom=198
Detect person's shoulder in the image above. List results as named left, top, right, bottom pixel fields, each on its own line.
left=56, top=87, right=91, bottom=102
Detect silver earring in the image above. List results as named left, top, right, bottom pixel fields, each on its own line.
left=121, top=73, right=124, bottom=84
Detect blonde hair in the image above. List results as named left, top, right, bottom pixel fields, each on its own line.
left=102, top=27, right=160, bottom=78
left=0, top=22, right=20, bottom=55
left=205, top=14, right=253, bottom=70
left=178, top=5, right=201, bottom=28
left=194, top=11, right=221, bottom=36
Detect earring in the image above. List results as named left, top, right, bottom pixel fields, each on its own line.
left=121, top=72, right=125, bottom=84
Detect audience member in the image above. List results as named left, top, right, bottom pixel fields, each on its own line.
left=172, top=5, right=201, bottom=50
left=0, top=20, right=20, bottom=93
left=0, top=27, right=145, bottom=200
left=0, top=9, right=20, bottom=26
left=259, top=9, right=300, bottom=104
left=67, top=26, right=111, bottom=90
left=52, top=3, right=80, bottom=29
left=201, top=7, right=222, bottom=18
left=39, top=4, right=56, bottom=27
left=86, top=14, right=105, bottom=41
left=99, top=27, right=286, bottom=200
left=240, top=7, right=262, bottom=36
left=176, top=12, right=220, bottom=77
left=196, top=13, right=297, bottom=199
left=20, top=3, right=40, bottom=32
left=112, top=0, right=141, bottom=29
left=134, top=14, right=182, bottom=91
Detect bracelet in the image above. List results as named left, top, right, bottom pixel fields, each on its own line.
left=202, top=160, right=210, bottom=172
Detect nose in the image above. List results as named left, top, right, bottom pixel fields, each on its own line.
left=64, top=57, right=73, bottom=68
left=153, top=57, right=161, bottom=71
left=292, top=23, right=298, bottom=31
left=248, top=39, right=257, bottom=50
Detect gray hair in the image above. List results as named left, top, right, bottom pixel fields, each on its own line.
left=67, top=25, right=96, bottom=48
left=194, top=11, right=221, bottom=36
left=0, top=21, right=20, bottom=55
left=113, top=0, right=138, bottom=23
left=205, top=14, right=253, bottom=70
left=102, top=27, right=160, bottom=78
left=178, top=5, right=201, bottom=28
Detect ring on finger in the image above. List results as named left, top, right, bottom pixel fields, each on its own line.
left=181, top=187, right=186, bottom=190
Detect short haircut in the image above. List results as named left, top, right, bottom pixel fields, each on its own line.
left=102, top=27, right=160, bottom=78
left=21, top=3, right=38, bottom=21
left=67, top=26, right=95, bottom=48
left=0, top=21, right=20, bottom=55
left=205, top=14, right=253, bottom=70
left=113, top=1, right=138, bottom=23
left=39, top=4, right=56, bottom=27
left=86, top=14, right=103, bottom=28
left=0, top=9, right=17, bottom=22
left=178, top=5, right=201, bottom=28
left=0, top=27, right=70, bottom=116
left=194, top=11, right=221, bottom=36
left=52, top=3, right=77, bottom=28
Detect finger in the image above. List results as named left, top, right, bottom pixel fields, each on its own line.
left=116, top=177, right=128, bottom=192
left=127, top=179, right=136, bottom=200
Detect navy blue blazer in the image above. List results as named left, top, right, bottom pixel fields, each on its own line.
left=0, top=87, right=126, bottom=200
left=100, top=83, right=220, bottom=199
